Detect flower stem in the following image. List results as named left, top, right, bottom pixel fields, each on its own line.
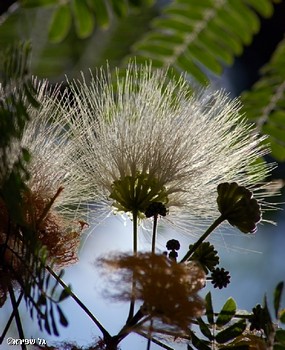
left=133, top=210, right=138, bottom=254
left=180, top=215, right=225, bottom=263
left=151, top=214, right=158, bottom=254
left=127, top=210, right=139, bottom=323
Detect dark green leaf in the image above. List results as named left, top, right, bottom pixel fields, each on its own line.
left=274, top=345, right=285, bottom=350
left=177, top=54, right=208, bottom=84
left=48, top=4, right=72, bottom=43
left=37, top=293, right=47, bottom=306
left=59, top=286, right=71, bottom=302
left=197, top=317, right=213, bottom=340
left=87, top=0, right=109, bottom=28
left=263, top=296, right=274, bottom=338
left=263, top=124, right=285, bottom=144
left=57, top=305, right=68, bottom=327
left=72, top=0, right=95, bottom=38
left=44, top=311, right=51, bottom=335
left=274, top=282, right=284, bottom=318
left=23, top=82, right=40, bottom=108
left=188, top=44, right=222, bottom=75
left=190, top=331, right=211, bottom=350
left=50, top=305, right=59, bottom=336
left=280, top=309, right=285, bottom=324
left=132, top=0, right=274, bottom=83
left=216, top=319, right=246, bottom=344
left=244, top=0, right=274, bottom=17
left=110, top=0, right=128, bottom=17
left=276, top=330, right=285, bottom=344
left=21, top=148, right=31, bottom=163
left=21, top=0, right=58, bottom=8
left=216, top=298, right=236, bottom=327
left=241, top=37, right=285, bottom=162
left=205, top=292, right=214, bottom=325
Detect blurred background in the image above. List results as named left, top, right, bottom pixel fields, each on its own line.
left=0, top=0, right=285, bottom=349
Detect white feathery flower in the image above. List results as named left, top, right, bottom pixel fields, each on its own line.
left=61, top=63, right=273, bottom=232
left=23, top=81, right=88, bottom=220
left=0, top=81, right=88, bottom=268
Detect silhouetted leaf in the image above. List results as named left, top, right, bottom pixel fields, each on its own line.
left=58, top=286, right=71, bottom=302
left=190, top=330, right=211, bottom=350
left=205, top=292, right=214, bottom=325
left=216, top=319, right=246, bottom=344
left=57, top=305, right=68, bottom=327
left=274, top=282, right=284, bottom=318
left=241, top=38, right=285, bottom=161
left=197, top=317, right=213, bottom=340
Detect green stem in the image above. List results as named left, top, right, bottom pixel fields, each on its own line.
left=46, top=265, right=111, bottom=340
left=148, top=214, right=158, bottom=350
left=115, top=308, right=145, bottom=343
left=180, top=215, right=225, bottom=263
left=136, top=332, right=175, bottom=350
left=151, top=215, right=158, bottom=254
left=127, top=210, right=138, bottom=323
left=133, top=210, right=138, bottom=254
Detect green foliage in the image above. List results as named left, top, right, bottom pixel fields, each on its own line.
left=1, top=1, right=285, bottom=161
left=48, top=4, right=72, bottom=43
left=189, top=284, right=285, bottom=350
left=189, top=295, right=246, bottom=349
left=241, top=37, right=285, bottom=162
left=0, top=42, right=36, bottom=215
left=1, top=1, right=285, bottom=349
left=131, top=0, right=274, bottom=83
left=0, top=43, right=70, bottom=339
left=13, top=238, right=69, bottom=336
left=275, top=282, right=284, bottom=318
left=21, top=0, right=154, bottom=42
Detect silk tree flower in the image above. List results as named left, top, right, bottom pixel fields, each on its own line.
left=100, top=253, right=205, bottom=333
left=0, top=81, right=88, bottom=275
left=62, top=63, right=272, bottom=233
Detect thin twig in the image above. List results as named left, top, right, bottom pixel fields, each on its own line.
left=151, top=215, right=158, bottom=254
left=136, top=331, right=175, bottom=350
left=8, top=285, right=26, bottom=350
left=0, top=291, right=24, bottom=344
left=180, top=215, right=225, bottom=262
left=127, top=210, right=138, bottom=323
left=46, top=265, right=111, bottom=340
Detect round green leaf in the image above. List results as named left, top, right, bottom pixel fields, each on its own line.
left=72, top=0, right=95, bottom=39
left=48, top=4, right=72, bottom=43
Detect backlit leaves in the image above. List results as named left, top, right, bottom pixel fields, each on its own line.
left=241, top=37, right=285, bottom=162
left=21, top=0, right=154, bottom=42
left=131, top=0, right=274, bottom=84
